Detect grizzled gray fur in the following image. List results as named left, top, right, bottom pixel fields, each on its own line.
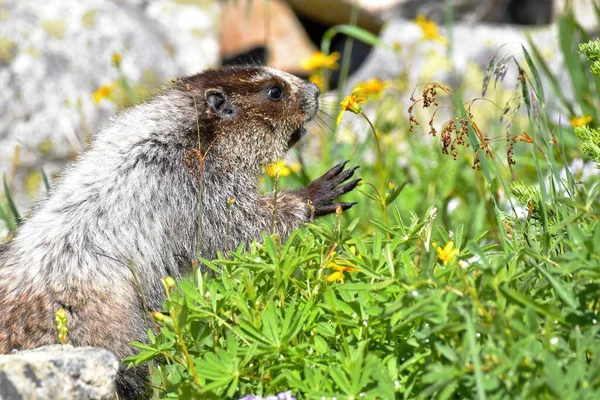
left=0, top=66, right=359, bottom=399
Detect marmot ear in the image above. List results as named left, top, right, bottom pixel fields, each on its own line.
left=205, top=88, right=237, bottom=119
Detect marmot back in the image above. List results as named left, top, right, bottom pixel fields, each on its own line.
left=0, top=65, right=359, bottom=399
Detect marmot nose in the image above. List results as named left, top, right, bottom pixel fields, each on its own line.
left=301, top=81, right=320, bottom=119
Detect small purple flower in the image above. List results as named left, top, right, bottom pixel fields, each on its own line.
left=238, top=391, right=296, bottom=400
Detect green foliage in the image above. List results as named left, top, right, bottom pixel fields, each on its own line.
left=0, top=174, right=20, bottom=235
left=574, top=125, right=600, bottom=164
left=527, top=7, right=600, bottom=124
left=579, top=38, right=600, bottom=76
left=124, top=9, right=600, bottom=399
left=127, top=196, right=600, bottom=398
left=3, top=6, right=600, bottom=400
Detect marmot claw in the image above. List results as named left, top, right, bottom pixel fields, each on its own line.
left=298, top=160, right=361, bottom=218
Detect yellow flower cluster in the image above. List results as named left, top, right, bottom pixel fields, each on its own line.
left=92, top=53, right=123, bottom=105
left=415, top=14, right=446, bottom=43
left=54, top=307, right=68, bottom=344
left=355, top=78, right=386, bottom=95
left=265, top=160, right=301, bottom=177
left=327, top=246, right=360, bottom=283
left=92, top=84, right=113, bottom=104
left=433, top=240, right=459, bottom=266
left=112, top=52, right=121, bottom=67
left=301, top=51, right=340, bottom=71
left=336, top=78, right=386, bottom=125
left=301, top=51, right=340, bottom=91
left=570, top=115, right=593, bottom=127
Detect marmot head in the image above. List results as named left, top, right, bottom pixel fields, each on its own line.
left=175, top=66, right=320, bottom=172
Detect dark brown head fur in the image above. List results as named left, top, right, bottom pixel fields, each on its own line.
left=173, top=65, right=320, bottom=172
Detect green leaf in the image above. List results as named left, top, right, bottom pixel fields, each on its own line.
left=458, top=307, right=487, bottom=400
left=3, top=174, right=21, bottom=226
left=521, top=45, right=545, bottom=101
left=500, top=284, right=567, bottom=326
left=531, top=262, right=578, bottom=309
left=336, top=280, right=395, bottom=292
left=261, top=302, right=281, bottom=347
left=0, top=203, right=15, bottom=231
left=329, top=365, right=353, bottom=394
left=558, top=13, right=598, bottom=121
left=313, top=335, right=329, bottom=354
left=385, top=180, right=409, bottom=206
left=435, top=342, right=459, bottom=363
left=526, top=35, right=575, bottom=115
left=321, top=24, right=386, bottom=56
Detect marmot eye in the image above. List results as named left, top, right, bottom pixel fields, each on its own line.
left=267, top=86, right=283, bottom=100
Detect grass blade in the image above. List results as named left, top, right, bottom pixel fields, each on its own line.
left=41, top=168, right=51, bottom=193
left=459, top=307, right=487, bottom=400
left=0, top=203, right=15, bottom=232
left=525, top=35, right=575, bottom=115
left=3, top=174, right=21, bottom=226
left=320, top=24, right=385, bottom=56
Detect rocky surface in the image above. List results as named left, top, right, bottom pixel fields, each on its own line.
left=0, top=345, right=119, bottom=400
left=555, top=0, right=599, bottom=31
left=0, top=0, right=219, bottom=206
left=286, top=0, right=557, bottom=34
left=220, top=0, right=316, bottom=73
left=347, top=19, right=563, bottom=88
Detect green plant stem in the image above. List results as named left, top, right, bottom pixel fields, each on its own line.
left=271, top=173, right=280, bottom=235
left=179, top=332, right=199, bottom=383
left=361, top=112, right=389, bottom=228
left=3, top=174, right=21, bottom=226
left=116, top=66, right=138, bottom=105
left=361, top=111, right=385, bottom=177
left=192, top=95, right=203, bottom=262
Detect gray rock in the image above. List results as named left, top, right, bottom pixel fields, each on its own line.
left=0, top=345, right=119, bottom=400
left=381, top=0, right=554, bottom=25
left=0, top=0, right=219, bottom=206
left=286, top=0, right=554, bottom=34
left=349, top=19, right=561, bottom=87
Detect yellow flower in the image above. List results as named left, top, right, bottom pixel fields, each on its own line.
left=112, top=52, right=121, bottom=67
left=308, top=72, right=325, bottom=91
left=301, top=51, right=340, bottom=71
left=54, top=307, right=68, bottom=345
left=355, top=78, right=386, bottom=95
left=415, top=14, right=446, bottom=43
left=336, top=89, right=368, bottom=125
left=290, top=162, right=301, bottom=173
left=266, top=160, right=291, bottom=177
left=92, top=84, right=113, bottom=104
left=434, top=240, right=459, bottom=266
left=326, top=246, right=360, bottom=283
left=570, top=115, right=593, bottom=127
left=326, top=266, right=354, bottom=283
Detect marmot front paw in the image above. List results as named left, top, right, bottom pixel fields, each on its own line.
left=297, top=161, right=360, bottom=218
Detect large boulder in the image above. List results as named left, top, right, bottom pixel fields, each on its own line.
left=285, top=0, right=556, bottom=34
left=220, top=0, right=317, bottom=74
left=0, top=345, right=119, bottom=400
left=0, top=0, right=219, bottom=206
